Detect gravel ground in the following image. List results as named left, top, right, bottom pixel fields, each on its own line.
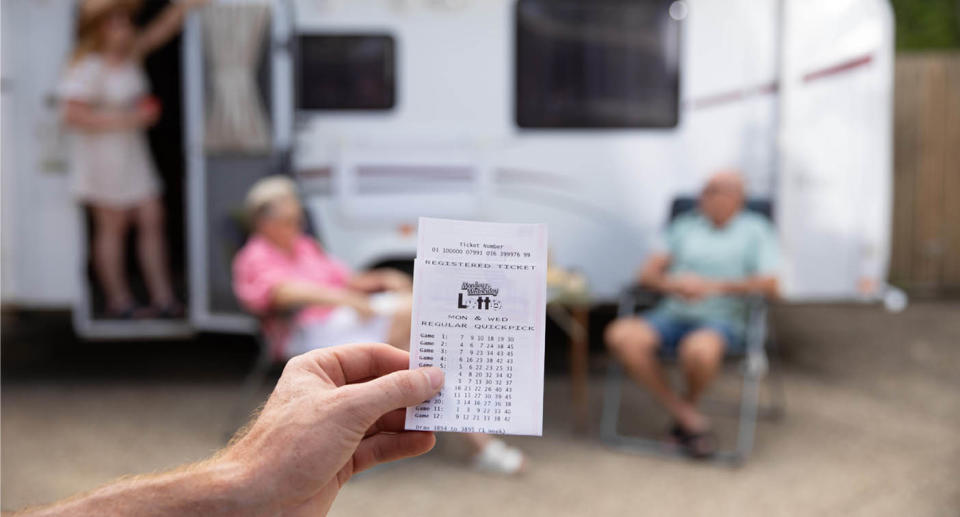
left=2, top=301, right=958, bottom=516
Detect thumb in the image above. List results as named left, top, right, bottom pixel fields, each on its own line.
left=350, top=367, right=444, bottom=422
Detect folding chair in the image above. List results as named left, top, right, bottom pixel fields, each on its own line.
left=600, top=197, right=785, bottom=466
left=222, top=202, right=323, bottom=440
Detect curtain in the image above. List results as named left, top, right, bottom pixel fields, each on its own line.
left=203, top=4, right=271, bottom=154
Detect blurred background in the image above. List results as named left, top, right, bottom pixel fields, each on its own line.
left=1, top=0, right=958, bottom=515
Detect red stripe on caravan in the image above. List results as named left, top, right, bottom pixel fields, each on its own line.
left=802, top=53, right=874, bottom=83
left=687, top=52, right=875, bottom=110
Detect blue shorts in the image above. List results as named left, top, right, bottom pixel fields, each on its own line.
left=643, top=310, right=744, bottom=356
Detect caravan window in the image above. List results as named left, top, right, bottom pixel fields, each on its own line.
left=515, top=0, right=681, bottom=128
left=298, top=35, right=396, bottom=110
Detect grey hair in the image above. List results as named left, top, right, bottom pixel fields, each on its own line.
left=245, top=175, right=298, bottom=224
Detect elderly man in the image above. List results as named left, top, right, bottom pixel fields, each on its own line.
left=605, top=170, right=779, bottom=457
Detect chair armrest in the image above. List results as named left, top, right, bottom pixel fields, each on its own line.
left=617, top=283, right=663, bottom=317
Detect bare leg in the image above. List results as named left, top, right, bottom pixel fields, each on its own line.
left=134, top=197, right=176, bottom=308
left=604, top=317, right=707, bottom=432
left=678, top=329, right=725, bottom=406
left=91, top=204, right=134, bottom=313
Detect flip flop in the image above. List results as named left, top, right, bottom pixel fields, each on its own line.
left=104, top=304, right=138, bottom=320
left=150, top=302, right=185, bottom=319
left=669, top=423, right=718, bottom=459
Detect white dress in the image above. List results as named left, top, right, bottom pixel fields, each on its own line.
left=59, top=55, right=161, bottom=207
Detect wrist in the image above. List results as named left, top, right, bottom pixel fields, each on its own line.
left=200, top=457, right=274, bottom=517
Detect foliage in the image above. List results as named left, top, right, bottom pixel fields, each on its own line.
left=890, top=0, right=960, bottom=49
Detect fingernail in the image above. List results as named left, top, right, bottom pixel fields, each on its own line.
left=421, top=367, right=444, bottom=389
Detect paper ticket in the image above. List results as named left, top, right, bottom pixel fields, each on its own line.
left=405, top=217, right=547, bottom=436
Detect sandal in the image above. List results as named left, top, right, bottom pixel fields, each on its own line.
left=150, top=301, right=185, bottom=319
left=104, top=304, right=138, bottom=320
left=669, top=423, right=718, bottom=459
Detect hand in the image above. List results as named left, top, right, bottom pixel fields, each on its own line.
left=345, top=293, right=376, bottom=320
left=667, top=273, right=723, bottom=301
left=134, top=96, right=161, bottom=127
left=380, top=270, right=412, bottom=292
left=222, top=343, right=444, bottom=516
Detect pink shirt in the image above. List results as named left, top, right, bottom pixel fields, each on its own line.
left=232, top=234, right=352, bottom=358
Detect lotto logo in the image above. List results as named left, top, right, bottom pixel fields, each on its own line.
left=456, top=281, right=502, bottom=310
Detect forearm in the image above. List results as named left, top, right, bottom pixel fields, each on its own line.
left=348, top=270, right=411, bottom=293
left=136, top=1, right=201, bottom=57
left=717, top=276, right=779, bottom=298
left=64, top=108, right=138, bottom=133
left=636, top=254, right=674, bottom=293
left=16, top=459, right=266, bottom=517
left=271, top=281, right=358, bottom=310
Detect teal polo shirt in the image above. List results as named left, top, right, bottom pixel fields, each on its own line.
left=656, top=210, right=779, bottom=337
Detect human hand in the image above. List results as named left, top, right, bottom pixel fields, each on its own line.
left=380, top=270, right=412, bottom=292
left=667, top=273, right=723, bottom=301
left=134, top=96, right=161, bottom=127
left=221, top=343, right=443, bottom=516
left=345, top=293, right=376, bottom=319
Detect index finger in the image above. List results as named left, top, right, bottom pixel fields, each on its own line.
left=296, top=342, right=410, bottom=387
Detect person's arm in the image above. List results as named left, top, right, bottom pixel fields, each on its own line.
left=271, top=281, right=375, bottom=318
left=718, top=219, right=780, bottom=299
left=17, top=460, right=261, bottom=517
left=132, top=0, right=209, bottom=59
left=62, top=100, right=157, bottom=133
left=637, top=252, right=673, bottom=292
left=15, top=343, right=444, bottom=517
left=347, top=269, right=412, bottom=294
left=638, top=253, right=758, bottom=301
left=716, top=275, right=779, bottom=299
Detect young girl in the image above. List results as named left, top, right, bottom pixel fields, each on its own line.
left=60, top=0, right=206, bottom=318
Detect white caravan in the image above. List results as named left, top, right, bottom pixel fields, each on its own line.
left=0, top=0, right=895, bottom=337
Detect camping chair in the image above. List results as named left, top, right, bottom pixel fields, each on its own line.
left=222, top=203, right=323, bottom=441
left=600, top=197, right=785, bottom=466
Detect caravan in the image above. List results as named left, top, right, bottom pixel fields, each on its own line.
left=0, top=0, right=895, bottom=338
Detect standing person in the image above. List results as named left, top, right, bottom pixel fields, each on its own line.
left=59, top=0, right=207, bottom=318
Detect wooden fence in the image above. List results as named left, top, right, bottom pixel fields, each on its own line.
left=890, top=52, right=960, bottom=295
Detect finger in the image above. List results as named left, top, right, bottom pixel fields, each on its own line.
left=297, top=342, right=410, bottom=386
left=352, top=431, right=436, bottom=474
left=364, top=408, right=407, bottom=437
left=347, top=367, right=444, bottom=420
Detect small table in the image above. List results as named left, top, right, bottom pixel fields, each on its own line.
left=547, top=291, right=592, bottom=433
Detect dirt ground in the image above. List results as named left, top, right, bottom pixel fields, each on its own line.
left=2, top=301, right=959, bottom=516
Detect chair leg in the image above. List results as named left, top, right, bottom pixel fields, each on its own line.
left=729, top=369, right=761, bottom=465
left=600, top=360, right=686, bottom=458
left=762, top=338, right=787, bottom=421
left=600, top=361, right=624, bottom=443
left=224, top=339, right=275, bottom=442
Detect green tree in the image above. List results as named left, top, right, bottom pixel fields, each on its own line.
left=890, top=0, right=960, bottom=49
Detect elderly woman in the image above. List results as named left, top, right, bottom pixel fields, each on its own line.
left=232, top=176, right=526, bottom=475
left=233, top=176, right=412, bottom=359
